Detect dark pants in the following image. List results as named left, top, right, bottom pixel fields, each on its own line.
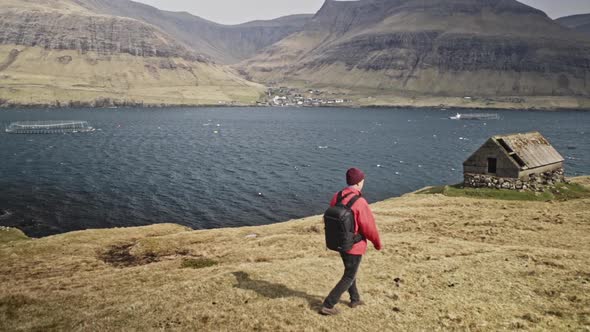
left=323, top=252, right=363, bottom=308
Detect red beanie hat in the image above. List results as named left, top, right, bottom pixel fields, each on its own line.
left=346, top=168, right=365, bottom=185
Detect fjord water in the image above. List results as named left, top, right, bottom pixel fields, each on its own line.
left=0, top=107, right=588, bottom=237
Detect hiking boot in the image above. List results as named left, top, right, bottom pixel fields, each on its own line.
left=319, top=306, right=340, bottom=316
left=349, top=300, right=365, bottom=308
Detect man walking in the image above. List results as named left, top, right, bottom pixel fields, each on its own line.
left=320, top=167, right=382, bottom=315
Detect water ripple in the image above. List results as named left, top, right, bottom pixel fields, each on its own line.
left=0, top=107, right=588, bottom=237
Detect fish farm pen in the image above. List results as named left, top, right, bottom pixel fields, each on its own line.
left=450, top=113, right=500, bottom=120
left=5, top=121, right=95, bottom=134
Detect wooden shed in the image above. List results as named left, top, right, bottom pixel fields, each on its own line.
left=463, top=132, right=564, bottom=180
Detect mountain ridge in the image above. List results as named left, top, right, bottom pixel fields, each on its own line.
left=241, top=0, right=590, bottom=99
left=556, top=13, right=590, bottom=37
left=1, top=0, right=590, bottom=108
left=72, top=0, right=312, bottom=64
left=0, top=0, right=265, bottom=107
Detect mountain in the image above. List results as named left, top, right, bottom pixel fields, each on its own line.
left=73, top=0, right=312, bottom=64
left=556, top=14, right=590, bottom=36
left=241, top=0, right=590, bottom=100
left=2, top=0, right=590, bottom=108
left=0, top=0, right=264, bottom=106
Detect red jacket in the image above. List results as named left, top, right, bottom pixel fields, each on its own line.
left=330, top=187, right=382, bottom=255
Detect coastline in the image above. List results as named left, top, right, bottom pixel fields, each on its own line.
left=1, top=102, right=590, bottom=112
left=1, top=177, right=589, bottom=330
left=1, top=94, right=590, bottom=111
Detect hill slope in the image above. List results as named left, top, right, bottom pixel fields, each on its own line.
left=74, top=0, right=312, bottom=64
left=0, top=178, right=589, bottom=330
left=556, top=14, right=590, bottom=37
left=0, top=0, right=265, bottom=106
left=242, top=0, right=590, bottom=100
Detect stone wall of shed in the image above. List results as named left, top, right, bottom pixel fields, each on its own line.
left=464, top=168, right=566, bottom=192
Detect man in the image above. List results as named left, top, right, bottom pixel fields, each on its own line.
left=320, top=167, right=383, bottom=316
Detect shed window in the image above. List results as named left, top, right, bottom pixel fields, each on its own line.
left=487, top=158, right=497, bottom=174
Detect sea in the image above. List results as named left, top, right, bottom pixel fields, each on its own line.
left=0, top=107, right=588, bottom=237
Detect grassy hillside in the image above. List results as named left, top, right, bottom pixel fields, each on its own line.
left=1, top=177, right=589, bottom=330
left=419, top=181, right=590, bottom=201
left=241, top=0, right=590, bottom=105
left=0, top=0, right=269, bottom=106
left=556, top=14, right=590, bottom=36
left=0, top=227, right=28, bottom=244
left=268, top=80, right=590, bottom=110
left=0, top=45, right=265, bottom=106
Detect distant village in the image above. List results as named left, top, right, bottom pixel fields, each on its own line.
left=258, top=87, right=350, bottom=107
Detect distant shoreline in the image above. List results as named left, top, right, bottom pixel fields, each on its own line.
left=1, top=103, right=589, bottom=112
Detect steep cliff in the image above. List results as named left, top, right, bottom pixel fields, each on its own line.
left=0, top=9, right=203, bottom=61
left=73, top=0, right=312, bottom=64
left=0, top=0, right=265, bottom=106
left=242, top=0, right=590, bottom=97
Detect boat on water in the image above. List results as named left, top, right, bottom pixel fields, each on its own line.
left=450, top=113, right=500, bottom=120
left=5, top=121, right=95, bottom=134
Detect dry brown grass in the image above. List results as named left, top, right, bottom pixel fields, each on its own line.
left=1, top=178, right=589, bottom=331
left=0, top=45, right=265, bottom=107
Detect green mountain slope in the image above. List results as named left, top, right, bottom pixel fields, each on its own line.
left=556, top=14, right=590, bottom=37
left=241, top=0, right=590, bottom=99
left=0, top=0, right=265, bottom=106
left=74, top=0, right=312, bottom=64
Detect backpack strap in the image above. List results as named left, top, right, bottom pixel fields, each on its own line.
left=353, top=233, right=366, bottom=243
left=336, top=191, right=354, bottom=205
left=345, top=195, right=361, bottom=209
left=346, top=195, right=365, bottom=244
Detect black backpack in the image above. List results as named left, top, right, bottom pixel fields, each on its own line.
left=324, top=191, right=366, bottom=252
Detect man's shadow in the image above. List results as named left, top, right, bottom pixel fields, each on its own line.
left=232, top=271, right=335, bottom=310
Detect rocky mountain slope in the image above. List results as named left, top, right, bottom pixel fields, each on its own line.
left=73, top=0, right=312, bottom=64
left=556, top=14, right=590, bottom=37
left=2, top=0, right=589, bottom=108
left=242, top=0, right=590, bottom=98
left=0, top=0, right=264, bottom=106
left=0, top=7, right=201, bottom=61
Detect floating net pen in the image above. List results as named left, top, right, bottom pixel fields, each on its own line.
left=5, top=121, right=95, bottom=134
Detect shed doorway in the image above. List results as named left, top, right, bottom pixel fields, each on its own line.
left=487, top=158, right=497, bottom=174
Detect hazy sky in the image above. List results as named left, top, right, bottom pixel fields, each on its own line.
left=135, top=0, right=590, bottom=25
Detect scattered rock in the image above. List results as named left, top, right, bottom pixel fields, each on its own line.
left=510, top=320, right=527, bottom=329
left=522, top=313, right=540, bottom=323
left=545, top=310, right=564, bottom=318
left=57, top=55, right=72, bottom=64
